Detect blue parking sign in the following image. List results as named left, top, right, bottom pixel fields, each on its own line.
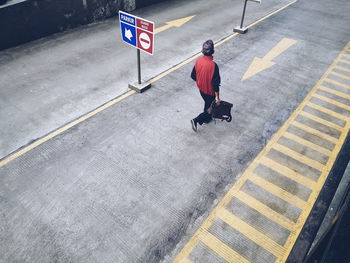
left=120, top=22, right=137, bottom=47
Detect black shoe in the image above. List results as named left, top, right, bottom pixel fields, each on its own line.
left=191, top=119, right=197, bottom=132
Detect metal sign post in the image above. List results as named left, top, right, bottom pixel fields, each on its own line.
left=234, top=0, right=261, bottom=34
left=119, top=11, right=154, bottom=92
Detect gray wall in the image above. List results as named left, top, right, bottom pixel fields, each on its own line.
left=0, top=0, right=163, bottom=50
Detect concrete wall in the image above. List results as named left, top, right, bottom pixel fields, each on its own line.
left=0, top=0, right=163, bottom=50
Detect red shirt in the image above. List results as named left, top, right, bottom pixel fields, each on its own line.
left=194, top=56, right=215, bottom=96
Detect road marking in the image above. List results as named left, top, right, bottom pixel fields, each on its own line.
left=330, top=71, right=350, bottom=81
left=172, top=42, right=350, bottom=263
left=179, top=259, right=193, bottom=263
left=312, top=93, right=350, bottom=111
left=324, top=78, right=350, bottom=90
left=249, top=174, right=307, bottom=209
left=291, top=121, right=339, bottom=143
left=154, top=15, right=196, bottom=34
left=259, top=156, right=317, bottom=189
left=299, top=111, right=344, bottom=131
left=241, top=38, right=297, bottom=81
left=217, top=208, right=285, bottom=257
left=199, top=231, right=251, bottom=263
left=319, top=85, right=350, bottom=100
left=334, top=65, right=350, bottom=73
left=339, top=59, right=350, bottom=65
left=235, top=190, right=296, bottom=231
left=306, top=101, right=348, bottom=120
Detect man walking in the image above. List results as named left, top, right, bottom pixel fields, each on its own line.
left=191, top=40, right=221, bottom=132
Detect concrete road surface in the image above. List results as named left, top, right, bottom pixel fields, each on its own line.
left=1, top=0, right=350, bottom=262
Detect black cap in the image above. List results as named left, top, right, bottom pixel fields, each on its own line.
left=202, top=40, right=214, bottom=56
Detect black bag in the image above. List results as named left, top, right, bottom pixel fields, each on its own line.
left=209, top=100, right=233, bottom=122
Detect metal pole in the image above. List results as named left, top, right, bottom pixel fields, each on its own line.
left=137, top=49, right=141, bottom=84
left=240, top=0, right=248, bottom=29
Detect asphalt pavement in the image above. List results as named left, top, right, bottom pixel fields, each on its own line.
left=1, top=0, right=350, bottom=262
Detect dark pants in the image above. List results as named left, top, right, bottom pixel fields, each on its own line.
left=194, top=92, right=215, bottom=125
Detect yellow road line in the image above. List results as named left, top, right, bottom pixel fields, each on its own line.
left=330, top=71, right=350, bottom=81
left=342, top=53, right=350, bottom=58
left=0, top=90, right=135, bottom=168
left=217, top=208, right=285, bottom=257
left=235, top=191, right=296, bottom=231
left=324, top=78, right=350, bottom=90
left=319, top=85, right=350, bottom=100
left=312, top=93, right=350, bottom=111
left=199, top=231, right=251, bottom=263
left=338, top=59, right=350, bottom=65
left=299, top=110, right=344, bottom=131
left=259, top=156, right=318, bottom=189
left=179, top=258, right=193, bottom=263
left=306, top=101, right=349, bottom=120
left=334, top=65, right=350, bottom=73
left=273, top=143, right=325, bottom=170
left=249, top=174, right=307, bottom=209
left=282, top=131, right=332, bottom=156
left=291, top=121, right=339, bottom=143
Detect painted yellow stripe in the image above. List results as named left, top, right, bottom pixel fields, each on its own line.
left=249, top=174, right=307, bottom=209
left=291, top=121, right=339, bottom=144
left=299, top=111, right=344, bottom=131
left=306, top=101, right=349, bottom=120
left=334, top=65, right=350, bottom=74
left=179, top=258, right=193, bottom=263
left=235, top=191, right=296, bottom=231
left=199, top=231, right=250, bottom=263
left=330, top=71, right=350, bottom=81
left=273, top=143, right=325, bottom=171
left=324, top=78, right=350, bottom=90
left=342, top=53, right=350, bottom=58
left=217, top=208, right=285, bottom=257
left=338, top=59, right=350, bottom=65
left=282, top=131, right=332, bottom=156
left=259, top=156, right=317, bottom=189
left=0, top=90, right=136, bottom=168
left=319, top=85, right=350, bottom=100
left=312, top=93, right=350, bottom=111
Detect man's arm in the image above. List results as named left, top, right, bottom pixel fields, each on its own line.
left=212, top=63, right=221, bottom=103
left=191, top=66, right=196, bottom=81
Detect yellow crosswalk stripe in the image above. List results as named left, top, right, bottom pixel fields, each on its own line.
left=330, top=71, right=350, bottom=81
left=259, top=156, right=317, bottom=189
left=299, top=110, right=344, bottom=131
left=282, top=131, right=332, bottom=156
left=334, top=65, right=350, bottom=73
left=273, top=143, right=325, bottom=171
left=235, top=191, right=296, bottom=230
left=312, top=93, right=350, bottom=111
left=217, top=208, right=285, bottom=257
left=199, top=231, right=251, bottom=263
left=306, top=101, right=349, bottom=120
left=249, top=174, right=307, bottom=209
left=179, top=258, right=193, bottom=263
left=318, top=85, right=350, bottom=100
left=291, top=121, right=339, bottom=144
left=324, top=78, right=350, bottom=90
left=338, top=59, right=350, bottom=65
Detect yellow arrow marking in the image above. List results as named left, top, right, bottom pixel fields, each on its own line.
left=155, top=15, right=196, bottom=34
left=242, top=38, right=297, bottom=81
